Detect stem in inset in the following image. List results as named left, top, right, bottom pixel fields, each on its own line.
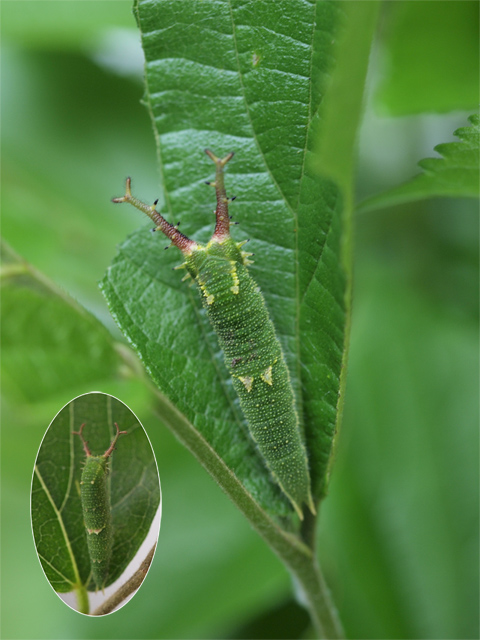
left=92, top=545, right=156, bottom=616
left=75, top=583, right=89, bottom=614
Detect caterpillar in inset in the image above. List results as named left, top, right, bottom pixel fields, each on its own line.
left=113, top=150, right=315, bottom=519
left=73, top=422, right=127, bottom=588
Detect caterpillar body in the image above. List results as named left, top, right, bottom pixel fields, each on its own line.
left=113, top=150, right=314, bottom=519
left=73, top=422, right=127, bottom=589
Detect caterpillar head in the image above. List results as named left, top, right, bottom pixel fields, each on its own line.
left=112, top=150, right=239, bottom=252
left=73, top=422, right=127, bottom=458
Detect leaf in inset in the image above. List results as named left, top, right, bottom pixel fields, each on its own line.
left=31, top=393, right=160, bottom=596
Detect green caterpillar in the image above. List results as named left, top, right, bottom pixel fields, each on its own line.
left=113, top=150, right=314, bottom=519
left=73, top=422, right=127, bottom=589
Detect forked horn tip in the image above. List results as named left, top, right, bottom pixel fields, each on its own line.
left=204, top=148, right=216, bottom=161
left=112, top=177, right=132, bottom=203
left=205, top=149, right=234, bottom=167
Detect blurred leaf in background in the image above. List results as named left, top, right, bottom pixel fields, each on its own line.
left=319, top=0, right=479, bottom=635
left=1, top=0, right=156, bottom=329
left=376, top=0, right=479, bottom=115
left=1, top=1, right=478, bottom=639
left=359, top=114, right=479, bottom=212
left=1, top=241, right=121, bottom=404
left=321, top=196, right=478, bottom=639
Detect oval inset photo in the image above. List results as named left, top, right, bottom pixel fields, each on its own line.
left=31, top=392, right=161, bottom=616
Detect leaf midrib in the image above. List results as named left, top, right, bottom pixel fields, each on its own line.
left=58, top=403, right=76, bottom=513
left=34, top=466, right=82, bottom=589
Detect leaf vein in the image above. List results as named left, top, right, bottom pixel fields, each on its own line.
left=34, top=466, right=83, bottom=589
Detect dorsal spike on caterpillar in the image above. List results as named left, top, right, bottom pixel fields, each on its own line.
left=102, top=422, right=128, bottom=458
left=112, top=150, right=315, bottom=519
left=112, top=178, right=196, bottom=254
left=204, top=149, right=235, bottom=241
left=72, top=423, right=92, bottom=456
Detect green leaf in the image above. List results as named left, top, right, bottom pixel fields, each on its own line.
left=31, top=393, right=160, bottom=604
left=0, top=241, right=122, bottom=403
left=102, top=4, right=377, bottom=631
left=376, top=1, right=479, bottom=115
left=103, top=0, right=347, bottom=522
left=358, top=114, right=479, bottom=214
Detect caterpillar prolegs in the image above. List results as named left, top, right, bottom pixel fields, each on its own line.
left=73, top=422, right=127, bottom=589
left=113, top=150, right=315, bottom=519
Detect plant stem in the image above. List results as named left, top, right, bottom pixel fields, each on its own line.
left=75, top=583, right=89, bottom=615
left=289, top=553, right=344, bottom=639
left=142, top=380, right=343, bottom=638
left=301, top=505, right=319, bottom=551
left=92, top=545, right=156, bottom=616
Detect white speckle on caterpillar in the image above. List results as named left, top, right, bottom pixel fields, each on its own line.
left=87, top=527, right=105, bottom=535
left=230, top=261, right=240, bottom=294
left=238, top=376, right=253, bottom=392
left=261, top=365, right=273, bottom=386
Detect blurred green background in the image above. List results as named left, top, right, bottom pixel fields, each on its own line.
left=1, top=1, right=478, bottom=638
